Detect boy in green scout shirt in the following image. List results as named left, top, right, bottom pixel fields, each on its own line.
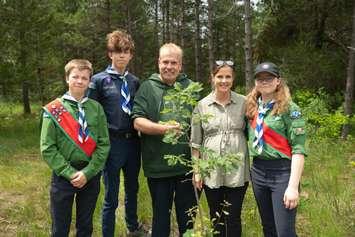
left=40, top=59, right=110, bottom=237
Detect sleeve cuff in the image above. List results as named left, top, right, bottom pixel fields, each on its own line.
left=61, top=166, right=77, bottom=181
left=82, top=167, right=95, bottom=181
left=190, top=143, right=201, bottom=149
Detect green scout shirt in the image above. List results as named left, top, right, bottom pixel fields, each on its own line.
left=247, top=101, right=306, bottom=160
left=40, top=96, right=110, bottom=181
left=132, top=73, right=192, bottom=178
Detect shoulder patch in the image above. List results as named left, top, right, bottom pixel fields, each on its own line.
left=294, top=127, right=305, bottom=135
left=290, top=110, right=302, bottom=119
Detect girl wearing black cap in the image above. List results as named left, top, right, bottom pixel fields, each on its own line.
left=245, top=62, right=306, bottom=237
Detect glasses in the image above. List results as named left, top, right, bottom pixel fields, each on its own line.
left=256, top=76, right=275, bottom=83
left=215, top=60, right=234, bottom=67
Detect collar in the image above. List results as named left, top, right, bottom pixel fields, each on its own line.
left=105, top=65, right=128, bottom=77
left=62, top=93, right=88, bottom=105
left=257, top=97, right=275, bottom=108
left=206, top=91, right=237, bottom=106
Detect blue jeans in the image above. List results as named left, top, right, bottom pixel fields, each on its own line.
left=50, top=172, right=101, bottom=237
left=102, top=136, right=141, bottom=237
left=147, top=174, right=197, bottom=237
left=204, top=183, right=248, bottom=237
left=251, top=158, right=297, bottom=237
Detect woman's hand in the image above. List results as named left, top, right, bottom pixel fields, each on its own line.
left=283, top=186, right=299, bottom=209
left=192, top=173, right=203, bottom=190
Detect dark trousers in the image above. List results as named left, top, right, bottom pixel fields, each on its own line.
left=251, top=158, right=297, bottom=237
left=102, top=137, right=141, bottom=236
left=147, top=175, right=197, bottom=237
left=204, top=184, right=248, bottom=237
left=50, top=172, right=100, bottom=237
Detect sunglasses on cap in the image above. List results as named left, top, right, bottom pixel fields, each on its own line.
left=215, top=60, right=234, bottom=67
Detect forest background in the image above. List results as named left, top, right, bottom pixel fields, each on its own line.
left=0, top=0, right=354, bottom=236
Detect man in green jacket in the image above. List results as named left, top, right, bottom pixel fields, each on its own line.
left=132, top=43, right=196, bottom=237
left=40, top=59, right=110, bottom=237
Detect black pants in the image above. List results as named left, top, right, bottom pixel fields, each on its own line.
left=204, top=184, right=248, bottom=237
left=50, top=172, right=101, bottom=237
left=147, top=175, right=197, bottom=237
left=102, top=136, right=141, bottom=236
left=251, top=158, right=297, bottom=237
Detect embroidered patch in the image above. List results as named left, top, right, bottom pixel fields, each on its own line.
left=105, top=77, right=112, bottom=84
left=290, top=110, right=301, bottom=119
left=294, top=127, right=305, bottom=135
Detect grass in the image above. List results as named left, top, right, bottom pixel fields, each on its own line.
left=0, top=102, right=354, bottom=236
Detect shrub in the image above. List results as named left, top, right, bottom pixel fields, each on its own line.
left=293, top=89, right=348, bottom=139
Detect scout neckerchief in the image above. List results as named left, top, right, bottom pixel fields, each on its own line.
left=250, top=99, right=292, bottom=158
left=253, top=97, right=275, bottom=154
left=106, top=65, right=131, bottom=115
left=43, top=94, right=97, bottom=157
left=63, top=94, right=89, bottom=143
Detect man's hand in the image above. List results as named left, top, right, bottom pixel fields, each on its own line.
left=71, top=171, right=87, bottom=188
left=163, top=121, right=181, bottom=134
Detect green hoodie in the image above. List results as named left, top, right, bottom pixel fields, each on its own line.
left=132, top=73, right=192, bottom=178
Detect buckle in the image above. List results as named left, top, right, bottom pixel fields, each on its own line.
left=125, top=133, right=132, bottom=139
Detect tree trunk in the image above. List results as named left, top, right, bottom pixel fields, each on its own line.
left=166, top=0, right=170, bottom=42
left=155, top=0, right=160, bottom=49
left=244, top=0, right=253, bottom=92
left=162, top=0, right=166, bottom=43
left=1, top=80, right=9, bottom=99
left=207, top=0, right=214, bottom=76
left=125, top=1, right=137, bottom=74
left=194, top=0, right=201, bottom=82
left=105, top=0, right=111, bottom=32
left=179, top=0, right=185, bottom=71
left=19, top=1, right=31, bottom=114
left=341, top=2, right=355, bottom=139
left=37, top=67, right=45, bottom=105
left=22, top=79, right=31, bottom=114
left=179, top=0, right=185, bottom=47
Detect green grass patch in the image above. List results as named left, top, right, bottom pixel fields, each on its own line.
left=0, top=103, right=354, bottom=236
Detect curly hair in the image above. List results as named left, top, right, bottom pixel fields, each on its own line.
left=245, top=79, right=291, bottom=119
left=106, top=29, right=135, bottom=54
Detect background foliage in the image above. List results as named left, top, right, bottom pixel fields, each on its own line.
left=0, top=0, right=353, bottom=112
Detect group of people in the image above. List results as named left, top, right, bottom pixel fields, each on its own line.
left=40, top=29, right=306, bottom=237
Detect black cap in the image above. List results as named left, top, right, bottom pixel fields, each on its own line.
left=254, top=62, right=280, bottom=78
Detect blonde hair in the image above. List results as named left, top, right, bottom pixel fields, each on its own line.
left=159, top=43, right=183, bottom=62
left=106, top=29, right=135, bottom=54
left=245, top=79, right=291, bottom=119
left=64, top=59, right=92, bottom=79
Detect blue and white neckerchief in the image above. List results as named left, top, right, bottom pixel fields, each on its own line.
left=252, top=97, right=275, bottom=154
left=63, top=93, right=89, bottom=143
left=105, top=65, right=131, bottom=115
